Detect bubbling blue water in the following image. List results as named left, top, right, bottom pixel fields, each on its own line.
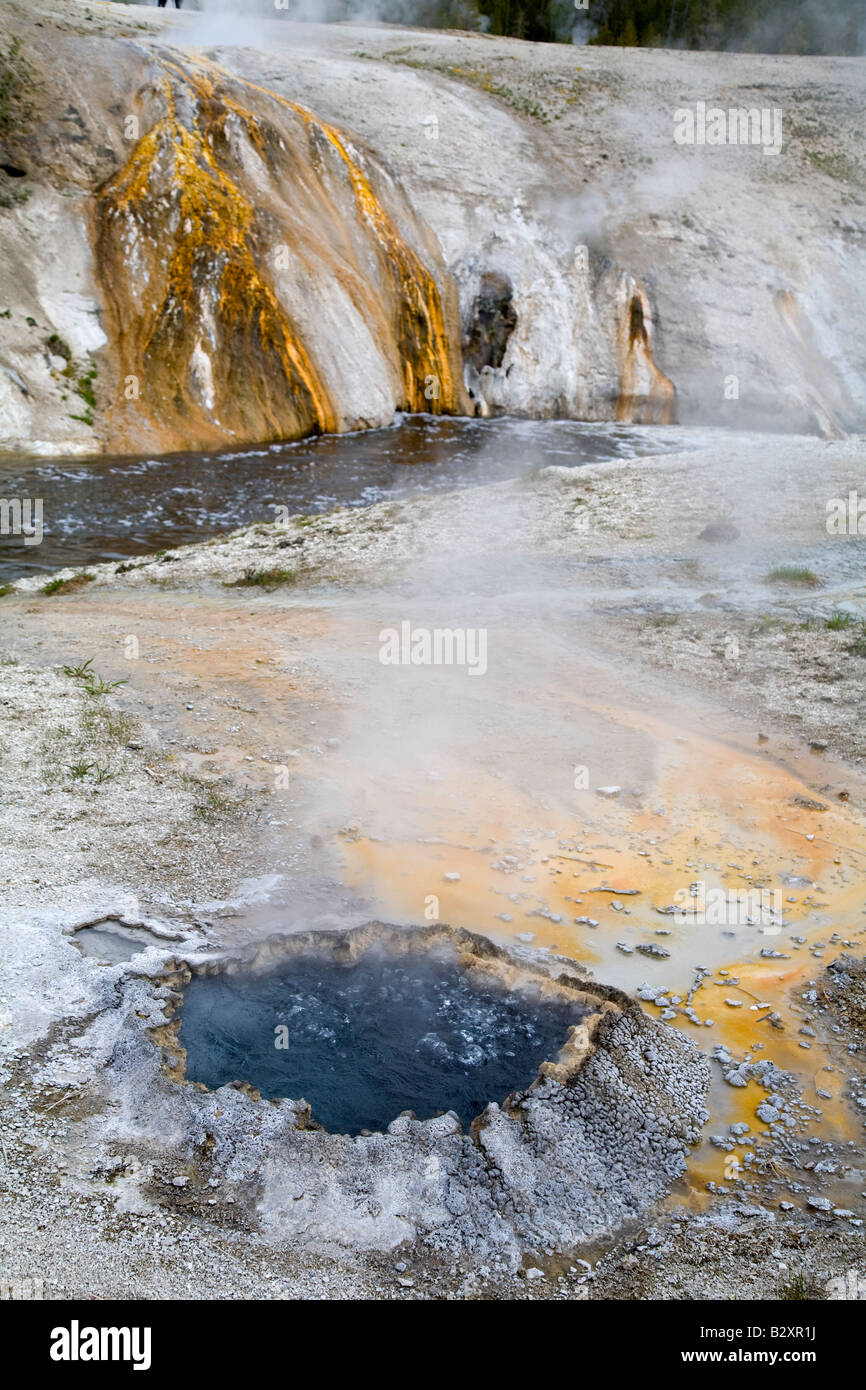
left=179, top=950, right=587, bottom=1134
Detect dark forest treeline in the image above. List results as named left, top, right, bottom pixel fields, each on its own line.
left=388, top=0, right=862, bottom=52
left=581, top=0, right=863, bottom=52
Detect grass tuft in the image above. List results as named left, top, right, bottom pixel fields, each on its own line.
left=41, top=569, right=93, bottom=597
left=224, top=566, right=298, bottom=590
left=765, top=566, right=821, bottom=587
left=41, top=572, right=94, bottom=596
left=778, top=1272, right=825, bottom=1301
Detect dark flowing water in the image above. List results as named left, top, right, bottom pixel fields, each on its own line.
left=179, top=951, right=586, bottom=1133
left=0, top=415, right=690, bottom=582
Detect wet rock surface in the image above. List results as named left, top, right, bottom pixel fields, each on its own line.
left=2, top=3, right=863, bottom=454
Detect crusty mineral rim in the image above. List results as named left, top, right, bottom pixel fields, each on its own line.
left=151, top=921, right=634, bottom=1126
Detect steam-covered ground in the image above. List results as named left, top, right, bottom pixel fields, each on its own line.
left=2, top=431, right=866, bottom=1297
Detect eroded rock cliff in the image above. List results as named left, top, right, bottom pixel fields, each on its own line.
left=0, top=1, right=862, bottom=453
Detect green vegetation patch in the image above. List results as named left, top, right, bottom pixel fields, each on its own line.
left=224, top=566, right=299, bottom=590
left=41, top=571, right=95, bottom=596
left=765, top=566, right=821, bottom=587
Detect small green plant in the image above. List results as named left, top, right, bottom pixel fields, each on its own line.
left=486, top=81, right=550, bottom=122
left=63, top=655, right=127, bottom=696
left=192, top=786, right=233, bottom=820
left=62, top=657, right=94, bottom=679
left=67, top=761, right=96, bottom=781
left=0, top=185, right=31, bottom=210
left=75, top=365, right=98, bottom=411
left=0, top=583, right=13, bottom=598
left=41, top=572, right=94, bottom=596
left=65, top=761, right=115, bottom=785
left=86, top=672, right=126, bottom=695
left=181, top=771, right=237, bottom=821
left=42, top=681, right=137, bottom=787
left=765, top=566, right=821, bottom=587
left=79, top=699, right=134, bottom=746
left=82, top=674, right=127, bottom=696
left=779, top=1271, right=825, bottom=1300
left=59, top=357, right=99, bottom=425
left=779, top=1273, right=807, bottom=1299
left=825, top=612, right=856, bottom=630
left=224, top=566, right=298, bottom=589
left=46, top=333, right=72, bottom=362
left=805, top=150, right=861, bottom=185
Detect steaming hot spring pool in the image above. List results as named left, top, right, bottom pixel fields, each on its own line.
left=178, top=949, right=589, bottom=1135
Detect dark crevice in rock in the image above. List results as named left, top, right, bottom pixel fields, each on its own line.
left=463, top=271, right=517, bottom=373
left=629, top=294, right=648, bottom=348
